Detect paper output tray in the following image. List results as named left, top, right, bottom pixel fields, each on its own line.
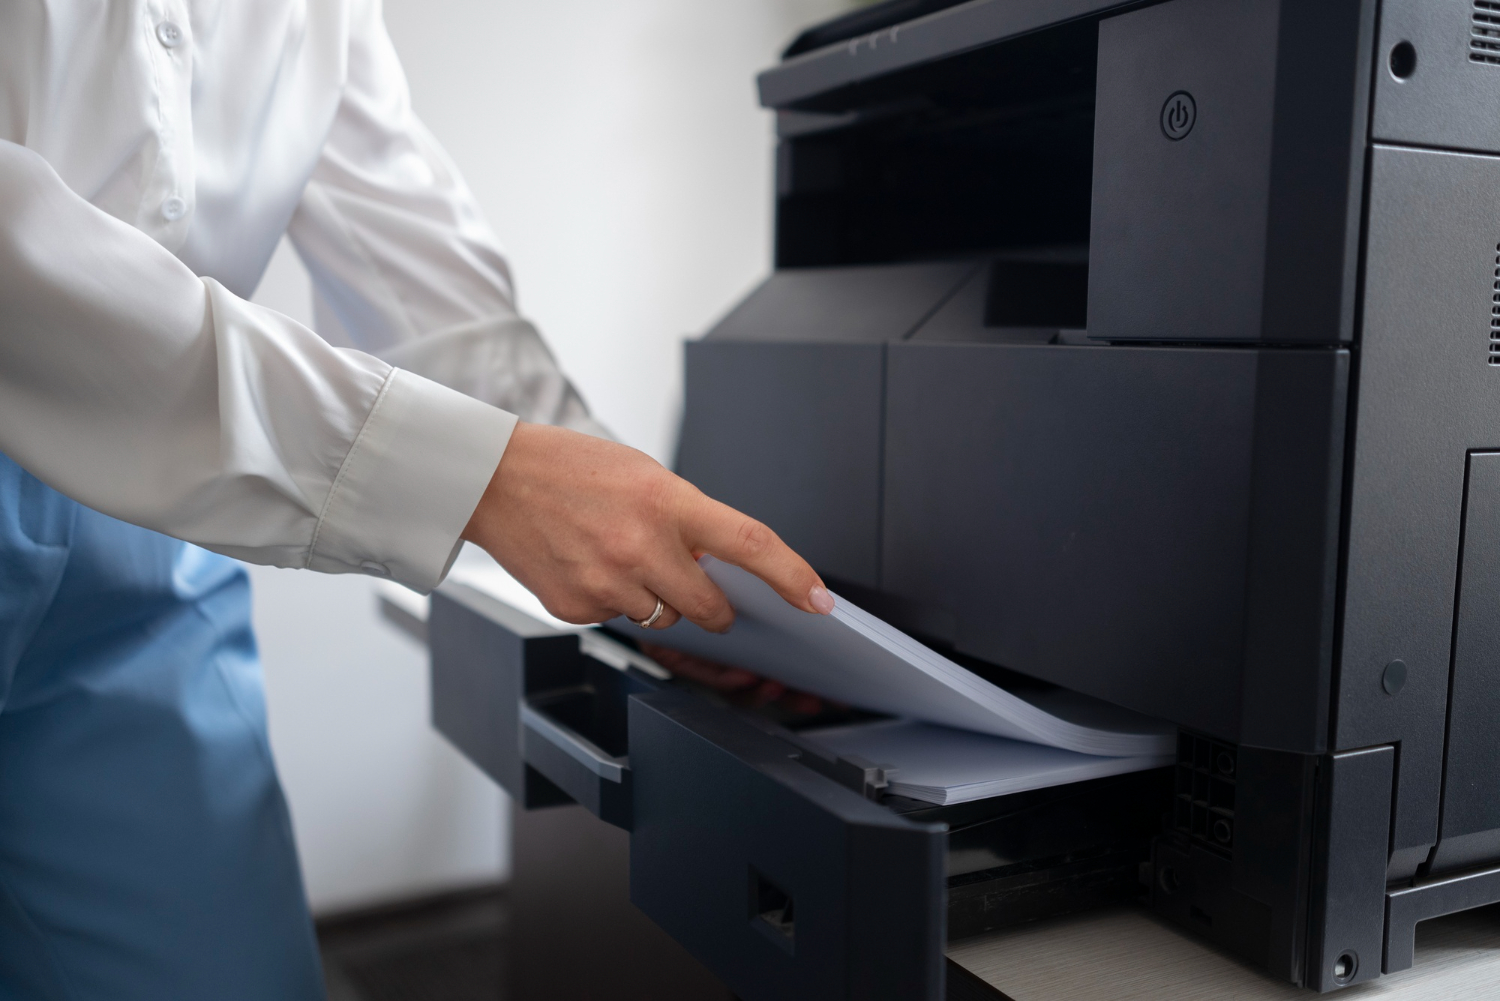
left=428, top=583, right=1169, bottom=1001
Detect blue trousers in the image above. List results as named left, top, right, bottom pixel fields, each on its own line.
left=0, top=456, right=324, bottom=1000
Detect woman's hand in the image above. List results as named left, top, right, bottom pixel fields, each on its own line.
left=461, top=422, right=835, bottom=631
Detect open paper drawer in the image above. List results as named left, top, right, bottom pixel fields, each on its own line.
left=427, top=582, right=1170, bottom=1001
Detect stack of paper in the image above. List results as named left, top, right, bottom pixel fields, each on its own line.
left=802, top=719, right=1173, bottom=806
left=439, top=549, right=1175, bottom=806
left=628, top=557, right=1175, bottom=759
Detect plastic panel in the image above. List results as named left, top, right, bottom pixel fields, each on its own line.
left=1339, top=145, right=1500, bottom=870
left=428, top=585, right=577, bottom=810
left=1306, top=747, right=1394, bottom=991
left=757, top=0, right=1134, bottom=111
left=678, top=340, right=886, bottom=588
left=1430, top=452, right=1500, bottom=872
left=882, top=342, right=1344, bottom=742
left=1089, top=0, right=1281, bottom=342
left=629, top=690, right=947, bottom=1001
left=1373, top=0, right=1500, bottom=155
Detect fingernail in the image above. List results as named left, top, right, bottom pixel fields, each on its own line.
left=809, top=585, right=835, bottom=615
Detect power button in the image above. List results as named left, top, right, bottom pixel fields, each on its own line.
left=1161, top=91, right=1196, bottom=141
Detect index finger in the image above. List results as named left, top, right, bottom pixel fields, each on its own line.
left=681, top=493, right=833, bottom=615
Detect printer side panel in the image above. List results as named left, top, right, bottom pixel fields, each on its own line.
left=1372, top=0, right=1500, bottom=154
left=1432, top=454, right=1500, bottom=873
left=1341, top=146, right=1500, bottom=879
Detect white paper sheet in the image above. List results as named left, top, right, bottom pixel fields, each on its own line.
left=803, top=719, right=1173, bottom=806
left=623, top=557, right=1174, bottom=758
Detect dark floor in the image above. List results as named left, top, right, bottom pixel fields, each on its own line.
left=317, top=886, right=509, bottom=1001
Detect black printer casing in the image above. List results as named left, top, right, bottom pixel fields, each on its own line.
left=428, top=1, right=1500, bottom=996
left=672, top=0, right=1500, bottom=991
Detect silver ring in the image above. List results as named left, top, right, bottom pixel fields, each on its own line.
left=632, top=596, right=666, bottom=629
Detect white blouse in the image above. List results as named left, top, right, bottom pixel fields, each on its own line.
left=0, top=0, right=603, bottom=592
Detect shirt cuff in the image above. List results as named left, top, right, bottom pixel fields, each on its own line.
left=306, top=367, right=517, bottom=592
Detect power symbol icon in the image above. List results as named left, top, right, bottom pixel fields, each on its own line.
left=1161, top=91, right=1196, bottom=141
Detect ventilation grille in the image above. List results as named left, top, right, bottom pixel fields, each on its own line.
left=1475, top=2, right=1500, bottom=65
left=1491, top=244, right=1500, bottom=366
left=1172, top=732, right=1235, bottom=857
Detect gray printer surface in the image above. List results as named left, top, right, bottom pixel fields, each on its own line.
left=431, top=0, right=1500, bottom=996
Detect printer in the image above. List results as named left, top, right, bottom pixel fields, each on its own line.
left=427, top=0, right=1500, bottom=995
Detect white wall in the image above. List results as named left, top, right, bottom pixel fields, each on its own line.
left=250, top=0, right=855, bottom=915
left=380, top=0, right=857, bottom=460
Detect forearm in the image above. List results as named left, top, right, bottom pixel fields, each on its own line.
left=0, top=140, right=511, bottom=591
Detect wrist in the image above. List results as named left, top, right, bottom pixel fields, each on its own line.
left=462, top=421, right=534, bottom=549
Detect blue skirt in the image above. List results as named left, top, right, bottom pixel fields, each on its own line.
left=0, top=455, right=323, bottom=1000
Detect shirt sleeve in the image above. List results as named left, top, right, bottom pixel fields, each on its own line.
left=0, top=139, right=515, bottom=593
left=286, top=0, right=611, bottom=441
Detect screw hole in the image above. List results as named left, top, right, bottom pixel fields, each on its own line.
left=1215, top=751, right=1235, bottom=777
left=1390, top=41, right=1417, bottom=80
left=1333, top=951, right=1359, bottom=984
left=1212, top=818, right=1234, bottom=845
left=1158, top=865, right=1180, bottom=896
left=1383, top=659, right=1408, bottom=696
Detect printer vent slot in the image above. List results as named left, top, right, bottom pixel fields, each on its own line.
left=1473, top=2, right=1500, bottom=66
left=749, top=867, right=796, bottom=953
left=1490, top=244, right=1500, bottom=365
left=1172, top=732, right=1236, bottom=858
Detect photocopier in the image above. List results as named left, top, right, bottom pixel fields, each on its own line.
left=426, top=0, right=1500, bottom=996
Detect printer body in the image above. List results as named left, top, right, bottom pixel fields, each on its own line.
left=429, top=0, right=1500, bottom=996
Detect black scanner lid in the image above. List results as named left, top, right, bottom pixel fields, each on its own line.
left=782, top=0, right=973, bottom=59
